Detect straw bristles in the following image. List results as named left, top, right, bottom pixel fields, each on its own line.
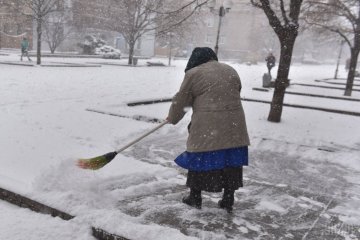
left=76, top=152, right=118, bottom=170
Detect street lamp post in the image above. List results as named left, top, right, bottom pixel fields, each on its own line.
left=208, top=0, right=233, bottom=56
left=334, top=40, right=345, bottom=79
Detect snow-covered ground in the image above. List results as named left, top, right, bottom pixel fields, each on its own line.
left=0, top=201, right=94, bottom=240
left=0, top=53, right=359, bottom=240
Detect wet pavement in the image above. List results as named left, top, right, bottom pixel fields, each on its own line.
left=116, top=129, right=360, bottom=240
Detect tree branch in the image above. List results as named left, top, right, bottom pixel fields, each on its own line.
left=289, top=0, right=303, bottom=23
left=304, top=18, right=353, bottom=48
left=280, top=0, right=289, bottom=25
left=250, top=0, right=262, bottom=8
left=258, top=0, right=284, bottom=35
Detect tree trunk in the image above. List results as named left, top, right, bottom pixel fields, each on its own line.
left=47, top=41, right=56, bottom=54
left=128, top=40, right=135, bottom=65
left=36, top=19, right=42, bottom=65
left=50, top=43, right=55, bottom=54
left=345, top=48, right=360, bottom=96
left=267, top=34, right=296, bottom=122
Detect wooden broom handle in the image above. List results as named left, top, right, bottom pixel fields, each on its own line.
left=115, top=120, right=169, bottom=154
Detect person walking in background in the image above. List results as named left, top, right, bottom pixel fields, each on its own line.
left=265, top=52, right=276, bottom=77
left=167, top=47, right=250, bottom=213
left=20, top=37, right=31, bottom=61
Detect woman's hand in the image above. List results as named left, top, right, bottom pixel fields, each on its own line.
left=166, top=117, right=174, bottom=124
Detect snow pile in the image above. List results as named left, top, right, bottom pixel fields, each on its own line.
left=0, top=201, right=94, bottom=240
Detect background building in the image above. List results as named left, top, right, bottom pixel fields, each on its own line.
left=0, top=0, right=342, bottom=63
left=0, top=0, right=33, bottom=49
left=192, top=0, right=273, bottom=62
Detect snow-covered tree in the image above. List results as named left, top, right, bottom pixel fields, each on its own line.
left=251, top=0, right=304, bottom=123
left=304, top=0, right=360, bottom=96
left=77, top=35, right=106, bottom=54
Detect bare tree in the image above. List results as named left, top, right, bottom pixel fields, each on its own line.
left=153, top=0, right=207, bottom=35
left=15, top=0, right=62, bottom=64
left=101, top=0, right=209, bottom=65
left=251, top=0, right=304, bottom=123
left=155, top=0, right=203, bottom=58
left=43, top=12, right=72, bottom=54
left=304, top=0, right=360, bottom=96
left=112, top=0, right=207, bottom=64
left=107, top=0, right=163, bottom=65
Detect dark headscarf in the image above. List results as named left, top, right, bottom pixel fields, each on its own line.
left=185, top=47, right=218, bottom=72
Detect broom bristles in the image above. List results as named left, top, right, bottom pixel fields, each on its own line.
left=76, top=151, right=118, bottom=170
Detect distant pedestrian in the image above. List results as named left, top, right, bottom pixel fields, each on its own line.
left=20, top=37, right=31, bottom=61
left=265, top=52, right=276, bottom=76
left=167, top=47, right=250, bottom=213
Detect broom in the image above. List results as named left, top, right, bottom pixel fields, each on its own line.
left=77, top=120, right=168, bottom=170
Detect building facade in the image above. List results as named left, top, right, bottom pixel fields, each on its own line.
left=0, top=0, right=33, bottom=49
left=192, top=0, right=341, bottom=63
left=192, top=0, right=273, bottom=62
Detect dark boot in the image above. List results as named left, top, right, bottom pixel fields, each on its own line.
left=218, top=189, right=235, bottom=213
left=182, top=188, right=202, bottom=209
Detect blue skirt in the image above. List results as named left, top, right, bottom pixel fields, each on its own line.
left=175, top=146, right=248, bottom=172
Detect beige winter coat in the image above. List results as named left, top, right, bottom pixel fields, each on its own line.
left=167, top=60, right=250, bottom=152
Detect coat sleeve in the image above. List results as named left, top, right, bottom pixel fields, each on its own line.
left=167, top=72, right=194, bottom=125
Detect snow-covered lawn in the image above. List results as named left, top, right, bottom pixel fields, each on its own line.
left=0, top=54, right=359, bottom=240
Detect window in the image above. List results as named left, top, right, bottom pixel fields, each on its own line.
left=207, top=16, right=214, bottom=27
left=205, top=34, right=213, bottom=44
left=219, top=35, right=226, bottom=45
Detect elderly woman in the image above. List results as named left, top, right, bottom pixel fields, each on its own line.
left=167, top=47, right=250, bottom=213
